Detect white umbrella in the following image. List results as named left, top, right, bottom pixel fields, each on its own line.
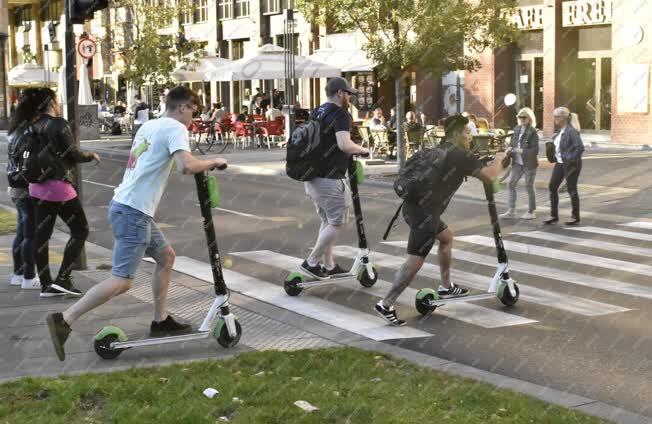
left=207, top=44, right=341, bottom=81
left=57, top=65, right=67, bottom=104
left=173, top=56, right=233, bottom=82
left=78, top=61, right=94, bottom=105
left=8, top=63, right=59, bottom=88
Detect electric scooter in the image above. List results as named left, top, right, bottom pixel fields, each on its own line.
left=414, top=180, right=520, bottom=316
left=93, top=166, right=243, bottom=359
left=283, top=155, right=378, bottom=296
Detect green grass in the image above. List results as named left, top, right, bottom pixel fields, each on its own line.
left=0, top=209, right=16, bottom=235
left=0, top=348, right=606, bottom=424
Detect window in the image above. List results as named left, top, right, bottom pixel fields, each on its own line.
left=219, top=0, right=233, bottom=20
left=41, top=0, right=63, bottom=22
left=283, top=0, right=295, bottom=9
left=262, top=0, right=280, bottom=14
left=15, top=6, right=33, bottom=30
left=235, top=0, right=249, bottom=17
left=193, top=0, right=208, bottom=23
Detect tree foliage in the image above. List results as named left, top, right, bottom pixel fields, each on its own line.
left=297, top=0, right=520, bottom=80
left=107, top=0, right=207, bottom=87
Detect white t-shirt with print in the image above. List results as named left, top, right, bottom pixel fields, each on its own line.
left=553, top=128, right=565, bottom=163
left=113, top=117, right=190, bottom=217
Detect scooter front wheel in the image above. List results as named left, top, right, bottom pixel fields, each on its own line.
left=498, top=281, right=519, bottom=306
left=215, top=318, right=242, bottom=348
left=94, top=334, right=124, bottom=360
left=284, top=274, right=304, bottom=296
left=357, top=266, right=378, bottom=288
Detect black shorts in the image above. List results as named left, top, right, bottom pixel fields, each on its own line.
left=403, top=200, right=448, bottom=257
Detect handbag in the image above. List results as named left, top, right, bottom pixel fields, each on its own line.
left=545, top=141, right=557, bottom=163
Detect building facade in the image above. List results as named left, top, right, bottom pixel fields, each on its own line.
left=464, top=0, right=651, bottom=143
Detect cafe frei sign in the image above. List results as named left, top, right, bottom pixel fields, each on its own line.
left=509, top=0, right=612, bottom=31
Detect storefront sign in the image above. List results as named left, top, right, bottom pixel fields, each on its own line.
left=562, top=0, right=612, bottom=27
left=510, top=6, right=544, bottom=30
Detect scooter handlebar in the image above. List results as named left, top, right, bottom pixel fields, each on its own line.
left=215, top=163, right=228, bottom=171
left=355, top=152, right=370, bottom=159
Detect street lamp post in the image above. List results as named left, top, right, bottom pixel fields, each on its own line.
left=283, top=9, right=296, bottom=136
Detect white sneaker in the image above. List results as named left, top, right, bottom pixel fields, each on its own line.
left=21, top=276, right=42, bottom=290
left=499, top=209, right=516, bottom=219
left=521, top=211, right=536, bottom=220
left=10, top=274, right=23, bottom=286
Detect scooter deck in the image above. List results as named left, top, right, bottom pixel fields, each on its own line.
left=111, top=331, right=211, bottom=349
left=296, top=272, right=360, bottom=289
left=426, top=292, right=497, bottom=307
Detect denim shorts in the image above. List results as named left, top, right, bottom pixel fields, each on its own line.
left=108, top=201, right=169, bottom=279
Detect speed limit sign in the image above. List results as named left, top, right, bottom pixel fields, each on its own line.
left=77, top=37, right=97, bottom=59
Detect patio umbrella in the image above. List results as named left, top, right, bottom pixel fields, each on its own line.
left=8, top=63, right=59, bottom=88
left=206, top=44, right=341, bottom=81
left=173, top=56, right=233, bottom=82
left=78, top=61, right=94, bottom=105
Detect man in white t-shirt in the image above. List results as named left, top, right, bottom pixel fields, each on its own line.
left=265, top=104, right=282, bottom=121
left=46, top=86, right=228, bottom=361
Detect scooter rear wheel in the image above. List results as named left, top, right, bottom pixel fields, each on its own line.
left=94, top=334, right=124, bottom=360
left=357, top=266, right=378, bottom=288
left=284, top=276, right=304, bottom=296
left=415, top=293, right=437, bottom=316
left=216, top=318, right=242, bottom=348
left=498, top=282, right=520, bottom=306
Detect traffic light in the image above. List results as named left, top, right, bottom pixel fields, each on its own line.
left=68, top=0, right=109, bottom=24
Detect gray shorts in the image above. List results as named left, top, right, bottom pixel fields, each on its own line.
left=305, top=177, right=351, bottom=225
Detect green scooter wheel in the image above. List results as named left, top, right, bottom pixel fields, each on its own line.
left=497, top=281, right=519, bottom=306
left=94, top=334, right=124, bottom=360
left=357, top=266, right=378, bottom=288
left=415, top=288, right=439, bottom=316
left=215, top=318, right=242, bottom=348
left=284, top=273, right=304, bottom=296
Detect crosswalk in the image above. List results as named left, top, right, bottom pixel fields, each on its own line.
left=164, top=221, right=651, bottom=340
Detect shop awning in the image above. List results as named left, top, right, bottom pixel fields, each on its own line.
left=309, top=49, right=376, bottom=73
left=8, top=63, right=59, bottom=88
left=173, top=56, right=233, bottom=82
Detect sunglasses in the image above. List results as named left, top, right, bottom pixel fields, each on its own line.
left=518, top=116, right=528, bottom=120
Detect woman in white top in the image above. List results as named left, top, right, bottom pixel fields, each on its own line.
left=500, top=107, right=539, bottom=220
left=544, top=107, right=584, bottom=225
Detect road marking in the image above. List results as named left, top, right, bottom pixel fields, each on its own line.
left=511, top=231, right=652, bottom=257
left=568, top=226, right=652, bottom=242
left=456, top=235, right=652, bottom=277
left=82, top=180, right=117, bottom=189
left=371, top=244, right=631, bottom=316
left=164, top=255, right=432, bottom=340
left=620, top=222, right=652, bottom=230
left=230, top=250, right=535, bottom=328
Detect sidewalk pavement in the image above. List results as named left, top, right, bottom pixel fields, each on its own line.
left=0, top=224, right=651, bottom=422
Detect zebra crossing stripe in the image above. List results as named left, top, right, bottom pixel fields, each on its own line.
left=373, top=244, right=631, bottom=316
left=568, top=226, right=652, bottom=242
left=382, top=242, right=652, bottom=300
left=511, top=231, right=652, bottom=257
left=620, top=222, right=652, bottom=230
left=457, top=235, right=652, bottom=277
left=230, top=250, right=536, bottom=328
left=166, top=256, right=432, bottom=341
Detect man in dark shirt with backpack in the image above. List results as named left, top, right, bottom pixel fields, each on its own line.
left=375, top=115, right=504, bottom=326
left=300, top=77, right=369, bottom=279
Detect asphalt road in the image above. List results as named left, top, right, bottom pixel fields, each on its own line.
left=1, top=140, right=651, bottom=417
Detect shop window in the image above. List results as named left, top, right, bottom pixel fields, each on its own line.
left=578, top=27, right=612, bottom=52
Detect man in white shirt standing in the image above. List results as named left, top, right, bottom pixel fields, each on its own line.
left=46, top=86, right=228, bottom=361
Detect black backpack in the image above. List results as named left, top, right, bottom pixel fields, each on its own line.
left=6, top=129, right=30, bottom=188
left=393, top=147, right=449, bottom=203
left=383, top=146, right=449, bottom=240
left=285, top=107, right=343, bottom=181
left=20, top=124, right=66, bottom=184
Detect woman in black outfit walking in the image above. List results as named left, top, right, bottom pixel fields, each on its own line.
left=24, top=88, right=100, bottom=297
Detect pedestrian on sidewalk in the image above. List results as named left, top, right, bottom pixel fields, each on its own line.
left=544, top=107, right=584, bottom=226
left=375, top=115, right=504, bottom=326
left=500, top=107, right=539, bottom=220
left=5, top=91, right=40, bottom=290
left=46, top=86, right=228, bottom=361
left=300, top=77, right=369, bottom=280
left=23, top=88, right=100, bottom=298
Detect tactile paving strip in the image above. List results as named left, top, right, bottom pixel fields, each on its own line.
left=82, top=270, right=338, bottom=352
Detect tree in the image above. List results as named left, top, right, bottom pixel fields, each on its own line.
left=298, top=0, right=520, bottom=167
left=107, top=0, right=206, bottom=91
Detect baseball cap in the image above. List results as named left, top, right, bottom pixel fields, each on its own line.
left=443, top=114, right=469, bottom=135
left=325, top=77, right=359, bottom=96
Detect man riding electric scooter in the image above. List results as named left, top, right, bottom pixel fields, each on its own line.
left=46, top=87, right=228, bottom=361
left=375, top=114, right=505, bottom=326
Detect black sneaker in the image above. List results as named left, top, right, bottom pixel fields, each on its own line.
left=150, top=315, right=193, bottom=338
left=437, top=283, right=469, bottom=299
left=326, top=264, right=349, bottom=277
left=51, top=277, right=82, bottom=297
left=300, top=260, right=331, bottom=280
left=40, top=284, right=66, bottom=298
left=374, top=301, right=406, bottom=326
left=46, top=312, right=71, bottom=361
